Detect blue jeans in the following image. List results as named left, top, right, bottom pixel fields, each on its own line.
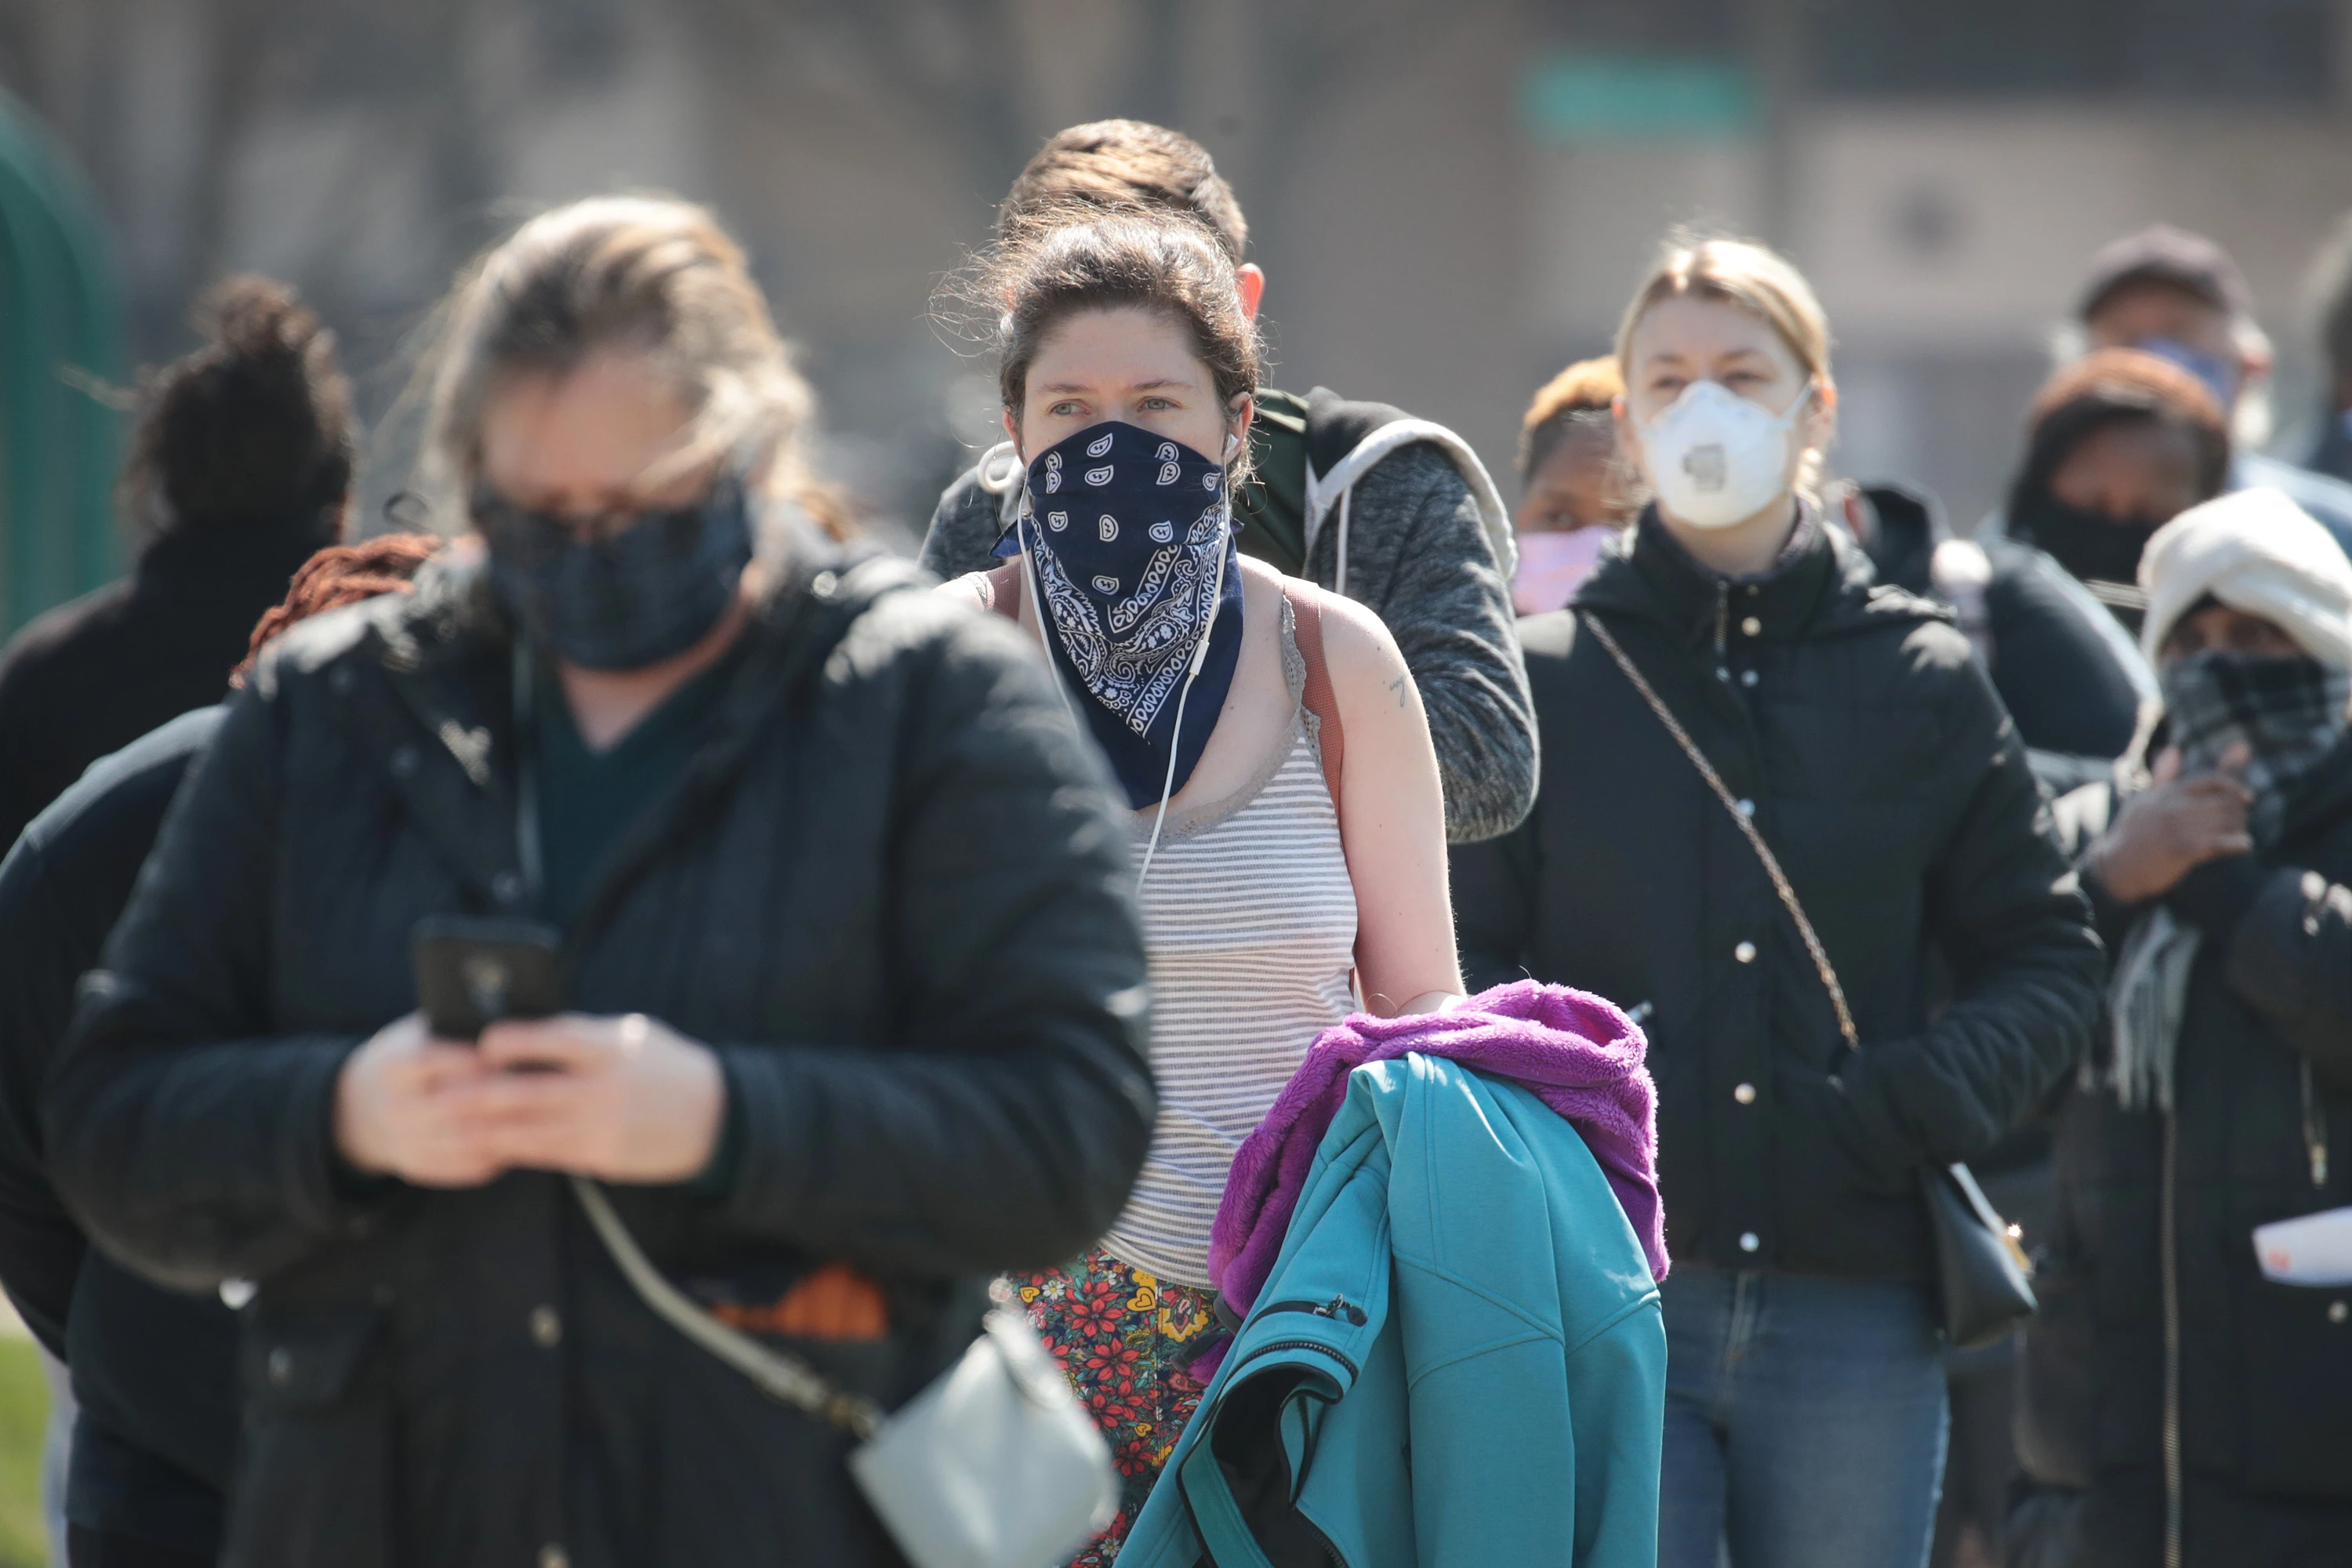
left=1658, top=1266, right=1950, bottom=1568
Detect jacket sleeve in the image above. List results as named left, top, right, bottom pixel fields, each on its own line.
left=1450, top=822, right=1539, bottom=995
left=2210, top=862, right=2352, bottom=1089
left=0, top=844, right=89, bottom=1356
left=44, top=677, right=371, bottom=1291
left=1838, top=657, right=2106, bottom=1171
left=1340, top=444, right=1537, bottom=844
left=708, top=608, right=1155, bottom=1276
left=916, top=465, right=1014, bottom=582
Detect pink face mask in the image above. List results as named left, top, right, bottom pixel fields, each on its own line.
left=1512, top=526, right=1617, bottom=615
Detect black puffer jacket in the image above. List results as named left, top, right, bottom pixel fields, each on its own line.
left=45, top=549, right=1154, bottom=1568
left=0, top=706, right=239, bottom=1556
left=1451, top=510, right=2103, bottom=1278
left=2014, top=746, right=2352, bottom=1566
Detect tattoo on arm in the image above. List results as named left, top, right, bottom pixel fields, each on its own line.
left=1388, top=676, right=1410, bottom=709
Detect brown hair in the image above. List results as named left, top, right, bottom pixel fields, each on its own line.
left=2008, top=347, right=2233, bottom=519
left=1519, top=355, right=1624, bottom=485
left=416, top=195, right=848, bottom=537
left=1000, top=121, right=1247, bottom=264
left=230, top=534, right=440, bottom=686
left=1614, top=235, right=1836, bottom=495
left=124, top=276, right=353, bottom=537
left=964, top=212, right=1263, bottom=478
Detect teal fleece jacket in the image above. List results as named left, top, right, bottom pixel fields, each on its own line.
left=1120, top=1052, right=1664, bottom=1568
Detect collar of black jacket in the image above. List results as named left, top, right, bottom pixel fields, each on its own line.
left=318, top=541, right=923, bottom=926
left=134, top=513, right=336, bottom=590
left=1573, top=499, right=1906, bottom=648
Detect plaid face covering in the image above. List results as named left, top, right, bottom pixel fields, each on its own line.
left=2107, top=652, right=2352, bottom=1110
left=2161, top=652, right=2352, bottom=844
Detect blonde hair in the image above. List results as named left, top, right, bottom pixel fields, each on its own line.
left=416, top=195, right=844, bottom=534
left=1614, top=236, right=1836, bottom=495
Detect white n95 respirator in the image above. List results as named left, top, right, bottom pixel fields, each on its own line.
left=1637, top=379, right=1814, bottom=530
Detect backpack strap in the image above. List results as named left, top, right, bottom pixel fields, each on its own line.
left=1287, top=586, right=1346, bottom=825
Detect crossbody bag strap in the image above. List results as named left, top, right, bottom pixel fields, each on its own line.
left=571, top=1177, right=884, bottom=1439
left=1576, top=610, right=1860, bottom=1054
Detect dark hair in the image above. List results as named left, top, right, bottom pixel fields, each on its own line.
left=124, top=276, right=353, bottom=537
left=230, top=533, right=438, bottom=686
left=2007, top=347, right=2232, bottom=521
left=966, top=212, right=1263, bottom=475
left=1000, top=121, right=1247, bottom=264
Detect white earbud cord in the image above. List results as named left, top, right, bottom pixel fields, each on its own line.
left=1134, top=509, right=1229, bottom=892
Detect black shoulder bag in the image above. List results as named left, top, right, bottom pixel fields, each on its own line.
left=1579, top=611, right=2037, bottom=1349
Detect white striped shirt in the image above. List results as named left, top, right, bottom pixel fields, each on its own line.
left=1102, top=676, right=1357, bottom=1289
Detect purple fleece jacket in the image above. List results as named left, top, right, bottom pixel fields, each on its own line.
left=1207, top=979, right=1667, bottom=1327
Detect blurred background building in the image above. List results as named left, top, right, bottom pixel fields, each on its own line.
left=4, top=0, right=2352, bottom=629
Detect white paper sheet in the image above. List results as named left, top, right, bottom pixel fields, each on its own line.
left=2252, top=1206, right=2352, bottom=1287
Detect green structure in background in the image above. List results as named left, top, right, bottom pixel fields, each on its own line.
left=0, top=93, right=124, bottom=639
left=1519, top=53, right=1759, bottom=147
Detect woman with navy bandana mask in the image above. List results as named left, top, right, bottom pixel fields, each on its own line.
left=941, top=211, right=1463, bottom=1559
left=2013, top=488, right=2352, bottom=1567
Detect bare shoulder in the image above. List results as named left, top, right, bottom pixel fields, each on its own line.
left=1283, top=576, right=1414, bottom=713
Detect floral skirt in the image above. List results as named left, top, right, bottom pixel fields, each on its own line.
left=1017, top=1247, right=1219, bottom=1565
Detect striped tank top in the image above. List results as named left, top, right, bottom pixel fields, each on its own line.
left=1102, top=610, right=1358, bottom=1289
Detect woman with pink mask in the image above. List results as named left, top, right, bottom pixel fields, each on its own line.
left=1512, top=356, right=1639, bottom=614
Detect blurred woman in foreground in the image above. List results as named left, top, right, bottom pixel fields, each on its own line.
left=45, top=196, right=1153, bottom=1567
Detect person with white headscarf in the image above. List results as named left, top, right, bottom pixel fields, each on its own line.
left=2012, top=487, right=2352, bottom=1567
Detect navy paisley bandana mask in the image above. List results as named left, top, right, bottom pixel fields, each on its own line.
left=1005, top=420, right=1243, bottom=809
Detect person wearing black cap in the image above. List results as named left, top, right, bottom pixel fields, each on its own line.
left=2074, top=223, right=2352, bottom=550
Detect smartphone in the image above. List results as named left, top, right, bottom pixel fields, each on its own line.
left=411, top=915, right=564, bottom=1042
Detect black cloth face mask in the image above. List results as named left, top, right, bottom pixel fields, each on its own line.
left=479, top=474, right=755, bottom=671
left=2013, top=495, right=2164, bottom=600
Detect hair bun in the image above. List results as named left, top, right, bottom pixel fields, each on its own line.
left=122, top=274, right=354, bottom=535
left=201, top=275, right=325, bottom=364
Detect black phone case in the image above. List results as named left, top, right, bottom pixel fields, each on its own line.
left=411, top=915, right=564, bottom=1041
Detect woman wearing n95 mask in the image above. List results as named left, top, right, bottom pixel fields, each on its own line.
left=1450, top=235, right=2104, bottom=1568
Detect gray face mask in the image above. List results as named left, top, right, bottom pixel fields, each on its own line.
left=477, top=476, right=754, bottom=671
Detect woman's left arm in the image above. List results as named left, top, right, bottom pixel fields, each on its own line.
left=1316, top=588, right=1466, bottom=1016
left=1838, top=654, right=2107, bottom=1173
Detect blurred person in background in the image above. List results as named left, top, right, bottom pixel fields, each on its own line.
left=2011, top=488, right=2352, bottom=1568
left=1512, top=355, right=1637, bottom=614
left=42, top=195, right=1154, bottom=1568
left=1451, top=235, right=2103, bottom=1568
left=2071, top=224, right=2352, bottom=549
left=940, top=208, right=1464, bottom=1561
left=1893, top=345, right=2227, bottom=1568
left=2299, top=211, right=2352, bottom=486
left=0, top=536, right=434, bottom=1568
left=921, top=119, right=1534, bottom=844
left=0, top=277, right=352, bottom=853
left=1984, top=349, right=2234, bottom=789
